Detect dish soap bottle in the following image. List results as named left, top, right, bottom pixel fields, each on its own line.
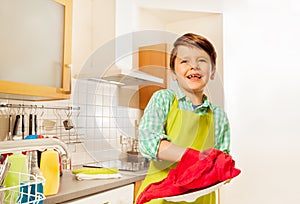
left=40, top=149, right=60, bottom=196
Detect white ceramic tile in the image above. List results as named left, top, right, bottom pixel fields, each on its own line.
left=109, top=118, right=117, bottom=127
left=103, top=95, right=111, bottom=106
left=109, top=128, right=117, bottom=139
left=102, top=118, right=109, bottom=127
left=86, top=93, right=96, bottom=105
left=86, top=105, right=95, bottom=116
left=95, top=94, right=102, bottom=105
left=0, top=80, right=142, bottom=166
left=95, top=117, right=103, bottom=128
left=102, top=128, right=110, bottom=138
left=86, top=128, right=95, bottom=138
left=102, top=107, right=110, bottom=117
left=86, top=116, right=95, bottom=128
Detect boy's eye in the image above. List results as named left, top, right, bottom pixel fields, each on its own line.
left=181, top=60, right=188, bottom=64
left=198, top=59, right=207, bottom=63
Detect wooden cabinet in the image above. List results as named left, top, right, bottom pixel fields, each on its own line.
left=134, top=180, right=144, bottom=202
left=138, top=44, right=168, bottom=109
left=0, top=0, right=73, bottom=101
left=61, top=184, right=134, bottom=204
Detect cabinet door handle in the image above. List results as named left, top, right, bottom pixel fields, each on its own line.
left=103, top=202, right=110, bottom=204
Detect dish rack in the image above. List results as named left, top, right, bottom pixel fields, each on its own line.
left=0, top=171, right=45, bottom=204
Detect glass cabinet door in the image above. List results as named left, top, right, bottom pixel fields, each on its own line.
left=0, top=0, right=72, bottom=100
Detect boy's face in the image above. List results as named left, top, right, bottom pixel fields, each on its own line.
left=172, top=45, right=215, bottom=95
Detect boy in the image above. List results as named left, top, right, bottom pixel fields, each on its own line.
left=137, top=33, right=230, bottom=204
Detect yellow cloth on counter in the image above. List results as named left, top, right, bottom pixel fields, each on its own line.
left=72, top=167, right=118, bottom=175
left=74, top=173, right=122, bottom=180
left=72, top=167, right=121, bottom=180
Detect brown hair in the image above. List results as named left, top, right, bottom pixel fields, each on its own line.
left=169, top=33, right=217, bottom=72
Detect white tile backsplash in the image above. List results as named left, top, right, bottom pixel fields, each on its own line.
left=0, top=78, right=142, bottom=167
left=72, top=79, right=142, bottom=164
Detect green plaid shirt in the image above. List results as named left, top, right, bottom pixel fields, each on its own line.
left=138, top=87, right=230, bottom=160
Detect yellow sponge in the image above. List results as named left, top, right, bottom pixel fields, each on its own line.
left=72, top=167, right=118, bottom=175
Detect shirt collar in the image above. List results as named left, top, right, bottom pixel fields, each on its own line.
left=173, top=84, right=186, bottom=100
left=198, top=95, right=212, bottom=110
left=173, top=83, right=213, bottom=110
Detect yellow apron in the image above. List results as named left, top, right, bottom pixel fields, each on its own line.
left=136, top=97, right=215, bottom=204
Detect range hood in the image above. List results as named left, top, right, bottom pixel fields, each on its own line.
left=78, top=59, right=164, bottom=86
left=99, top=65, right=163, bottom=86
left=84, top=68, right=163, bottom=86
left=77, top=31, right=165, bottom=86
left=77, top=52, right=164, bottom=86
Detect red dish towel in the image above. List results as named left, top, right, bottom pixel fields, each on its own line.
left=136, top=148, right=241, bottom=204
left=173, top=148, right=241, bottom=189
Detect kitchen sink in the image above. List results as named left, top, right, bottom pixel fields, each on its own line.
left=83, top=157, right=149, bottom=172
left=126, top=151, right=145, bottom=163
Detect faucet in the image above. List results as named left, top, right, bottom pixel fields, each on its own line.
left=0, top=138, right=71, bottom=170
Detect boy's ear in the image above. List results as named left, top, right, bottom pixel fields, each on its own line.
left=210, top=68, right=216, bottom=80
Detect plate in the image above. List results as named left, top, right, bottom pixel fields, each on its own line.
left=157, top=179, right=230, bottom=202
left=0, top=157, right=10, bottom=185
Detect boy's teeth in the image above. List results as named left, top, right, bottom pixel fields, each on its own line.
left=187, top=74, right=201, bottom=79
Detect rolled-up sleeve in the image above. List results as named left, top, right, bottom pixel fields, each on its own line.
left=214, top=107, right=231, bottom=154
left=138, top=90, right=172, bottom=160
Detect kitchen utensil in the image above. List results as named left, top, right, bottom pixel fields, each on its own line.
left=29, top=114, right=33, bottom=135
left=34, top=114, right=38, bottom=135
left=0, top=157, right=10, bottom=186
left=24, top=135, right=43, bottom=178
left=21, top=114, right=25, bottom=139
left=42, top=119, right=56, bottom=131
left=0, top=158, right=10, bottom=204
left=63, top=119, right=74, bottom=130
left=63, top=108, right=74, bottom=130
left=12, top=114, right=20, bottom=137
left=7, top=114, right=13, bottom=140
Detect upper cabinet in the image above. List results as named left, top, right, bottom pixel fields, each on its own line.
left=138, top=43, right=168, bottom=109
left=0, top=0, right=72, bottom=101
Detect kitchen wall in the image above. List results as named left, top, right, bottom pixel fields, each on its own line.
left=71, top=78, right=142, bottom=165
left=70, top=0, right=142, bottom=164
left=0, top=78, right=142, bottom=166
left=221, top=0, right=300, bottom=203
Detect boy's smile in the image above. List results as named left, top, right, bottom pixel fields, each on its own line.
left=186, top=73, right=203, bottom=79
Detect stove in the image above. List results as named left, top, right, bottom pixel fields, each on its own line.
left=83, top=158, right=149, bottom=172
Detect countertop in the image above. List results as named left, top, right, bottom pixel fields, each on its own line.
left=44, top=170, right=147, bottom=204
